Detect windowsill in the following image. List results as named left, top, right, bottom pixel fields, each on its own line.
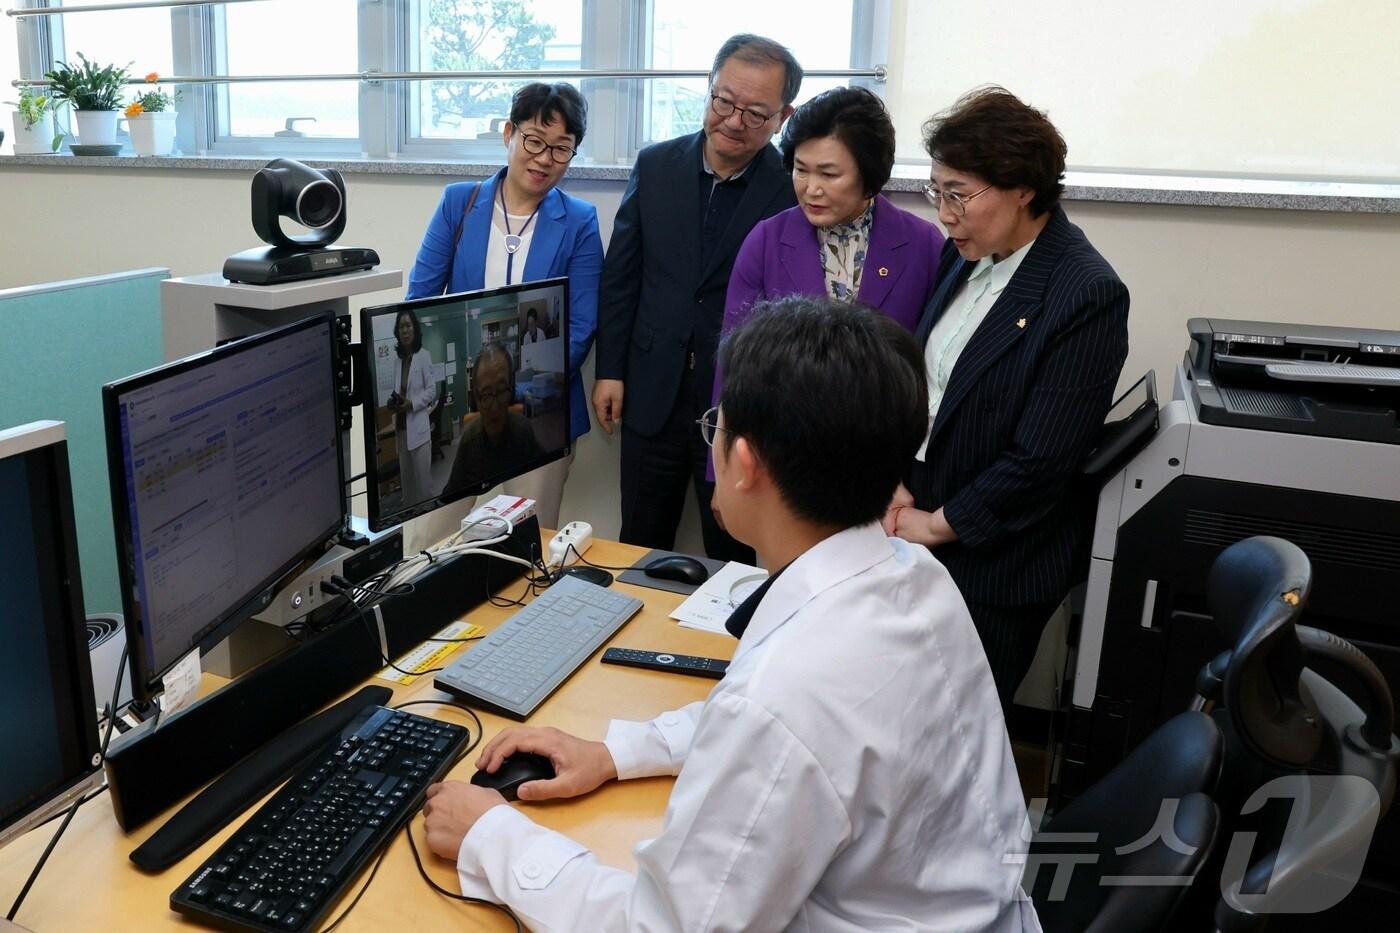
left=4, top=151, right=1400, bottom=214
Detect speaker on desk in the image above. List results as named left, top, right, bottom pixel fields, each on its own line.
left=87, top=612, right=132, bottom=713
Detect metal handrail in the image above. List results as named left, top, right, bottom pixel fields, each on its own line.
left=13, top=66, right=887, bottom=88
left=7, top=0, right=266, bottom=16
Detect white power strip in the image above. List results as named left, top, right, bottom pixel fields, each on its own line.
left=548, top=521, right=594, bottom=567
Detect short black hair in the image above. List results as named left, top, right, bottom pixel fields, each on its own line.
left=923, top=86, right=1066, bottom=217
left=525, top=308, right=538, bottom=324
left=510, top=82, right=587, bottom=145
left=710, top=34, right=804, bottom=107
left=471, top=342, right=515, bottom=407
left=781, top=86, right=895, bottom=198
left=394, top=307, right=423, bottom=357
left=719, top=297, right=927, bottom=528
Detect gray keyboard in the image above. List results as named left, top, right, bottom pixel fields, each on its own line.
left=434, top=575, right=643, bottom=720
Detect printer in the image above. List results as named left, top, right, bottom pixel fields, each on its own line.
left=1054, top=318, right=1400, bottom=881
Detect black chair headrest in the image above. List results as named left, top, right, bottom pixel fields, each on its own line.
left=1208, top=536, right=1321, bottom=768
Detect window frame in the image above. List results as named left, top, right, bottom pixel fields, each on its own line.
left=15, top=0, right=887, bottom=163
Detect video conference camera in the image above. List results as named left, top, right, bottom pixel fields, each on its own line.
left=223, top=158, right=379, bottom=286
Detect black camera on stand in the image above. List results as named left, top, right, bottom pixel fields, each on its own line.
left=223, top=159, right=379, bottom=286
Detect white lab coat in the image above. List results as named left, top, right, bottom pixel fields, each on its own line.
left=456, top=522, right=1042, bottom=933
left=391, top=348, right=436, bottom=451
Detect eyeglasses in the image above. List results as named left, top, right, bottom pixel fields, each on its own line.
left=708, top=92, right=778, bottom=129
left=476, top=385, right=514, bottom=408
left=922, top=182, right=994, bottom=217
left=515, top=125, right=577, bottom=164
left=696, top=406, right=732, bottom=447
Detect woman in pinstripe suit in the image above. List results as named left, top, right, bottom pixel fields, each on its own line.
left=883, top=87, right=1130, bottom=712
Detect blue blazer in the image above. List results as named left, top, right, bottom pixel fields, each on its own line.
left=909, top=206, right=1130, bottom=608
left=406, top=168, right=603, bottom=440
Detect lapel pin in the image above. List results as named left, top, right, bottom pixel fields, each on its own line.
left=1016, top=317, right=1027, bottom=329
left=878, top=267, right=889, bottom=277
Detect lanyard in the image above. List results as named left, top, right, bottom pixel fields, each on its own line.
left=499, top=181, right=542, bottom=286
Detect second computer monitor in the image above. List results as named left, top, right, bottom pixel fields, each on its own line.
left=361, top=278, right=569, bottom=531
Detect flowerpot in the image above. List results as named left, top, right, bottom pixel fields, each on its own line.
left=12, top=110, right=57, bottom=154
left=126, top=111, right=178, bottom=157
left=73, top=109, right=120, bottom=146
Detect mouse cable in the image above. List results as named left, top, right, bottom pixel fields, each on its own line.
left=562, top=542, right=636, bottom=572
left=315, top=837, right=393, bottom=933
left=404, top=824, right=523, bottom=933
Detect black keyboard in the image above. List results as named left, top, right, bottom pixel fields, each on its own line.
left=170, top=705, right=468, bottom=932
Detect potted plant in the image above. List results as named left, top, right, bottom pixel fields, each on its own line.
left=45, top=53, right=131, bottom=148
left=5, top=86, right=63, bottom=154
left=124, top=73, right=180, bottom=157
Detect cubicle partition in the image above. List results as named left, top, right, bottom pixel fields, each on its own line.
left=0, top=268, right=168, bottom=614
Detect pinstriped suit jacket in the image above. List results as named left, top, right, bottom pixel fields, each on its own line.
left=908, top=206, right=1129, bottom=607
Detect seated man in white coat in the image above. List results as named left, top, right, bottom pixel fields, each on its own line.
left=422, top=295, right=1041, bottom=933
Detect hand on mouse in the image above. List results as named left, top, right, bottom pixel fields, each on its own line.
left=421, top=781, right=506, bottom=860
left=476, top=726, right=618, bottom=801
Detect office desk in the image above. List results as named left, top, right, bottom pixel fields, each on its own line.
left=0, top=538, right=736, bottom=931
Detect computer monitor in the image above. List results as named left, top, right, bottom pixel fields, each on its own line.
left=360, top=277, right=570, bottom=531
left=102, top=314, right=346, bottom=705
left=0, top=421, right=104, bottom=850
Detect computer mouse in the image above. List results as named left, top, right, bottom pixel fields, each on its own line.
left=552, top=565, right=614, bottom=588
left=643, top=555, right=710, bottom=586
left=470, top=752, right=556, bottom=802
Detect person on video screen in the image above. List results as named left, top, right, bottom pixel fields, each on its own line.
left=522, top=307, right=544, bottom=345
left=386, top=307, right=437, bottom=508
left=444, top=342, right=545, bottom=498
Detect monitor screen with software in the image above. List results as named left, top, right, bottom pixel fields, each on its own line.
left=0, top=421, right=103, bottom=850
left=360, top=277, right=570, bottom=531
left=102, top=314, right=346, bottom=704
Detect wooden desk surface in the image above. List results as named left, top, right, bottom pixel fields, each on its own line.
left=0, top=537, right=736, bottom=931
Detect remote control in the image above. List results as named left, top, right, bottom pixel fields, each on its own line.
left=601, top=647, right=729, bottom=680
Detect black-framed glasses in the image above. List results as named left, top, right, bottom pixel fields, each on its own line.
left=922, top=181, right=994, bottom=217
left=696, top=406, right=731, bottom=447
left=515, top=125, right=577, bottom=164
left=476, top=385, right=514, bottom=408
left=708, top=92, right=778, bottom=129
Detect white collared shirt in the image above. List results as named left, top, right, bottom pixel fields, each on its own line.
left=456, top=522, right=1042, bottom=933
left=916, top=240, right=1035, bottom=461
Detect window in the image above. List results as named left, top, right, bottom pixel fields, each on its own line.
left=644, top=0, right=859, bottom=144
left=217, top=0, right=358, bottom=143
left=15, top=0, right=881, bottom=162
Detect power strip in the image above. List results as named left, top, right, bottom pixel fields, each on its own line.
left=548, top=521, right=594, bottom=567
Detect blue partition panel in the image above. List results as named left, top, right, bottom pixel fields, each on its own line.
left=0, top=269, right=168, bottom=615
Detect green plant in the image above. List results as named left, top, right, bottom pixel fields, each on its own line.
left=5, top=87, right=51, bottom=128
left=4, top=87, right=64, bottom=151
left=127, top=72, right=180, bottom=116
left=45, top=53, right=132, bottom=111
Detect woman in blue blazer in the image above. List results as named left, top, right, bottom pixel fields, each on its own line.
left=406, top=83, right=603, bottom=529
left=885, top=88, right=1130, bottom=712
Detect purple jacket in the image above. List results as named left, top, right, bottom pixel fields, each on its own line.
left=714, top=196, right=944, bottom=406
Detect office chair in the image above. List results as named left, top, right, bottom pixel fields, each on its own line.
left=1186, top=536, right=1400, bottom=932
left=1028, top=709, right=1222, bottom=932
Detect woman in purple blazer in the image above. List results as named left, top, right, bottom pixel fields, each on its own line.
left=720, top=86, right=944, bottom=355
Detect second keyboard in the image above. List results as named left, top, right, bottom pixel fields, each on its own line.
left=435, top=575, right=643, bottom=719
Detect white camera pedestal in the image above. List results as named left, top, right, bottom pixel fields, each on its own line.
left=158, top=267, right=403, bottom=678
left=159, top=267, right=402, bottom=360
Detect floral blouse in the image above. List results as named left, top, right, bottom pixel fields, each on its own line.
left=817, top=200, right=874, bottom=302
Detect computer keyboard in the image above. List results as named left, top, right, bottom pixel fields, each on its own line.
left=434, top=574, right=643, bottom=719
left=170, top=705, right=468, bottom=933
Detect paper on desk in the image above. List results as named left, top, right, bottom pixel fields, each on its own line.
left=377, top=620, right=484, bottom=684
left=158, top=648, right=201, bottom=718
left=669, top=561, right=768, bottom=634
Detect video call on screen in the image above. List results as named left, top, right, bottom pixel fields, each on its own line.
left=368, top=282, right=569, bottom=517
